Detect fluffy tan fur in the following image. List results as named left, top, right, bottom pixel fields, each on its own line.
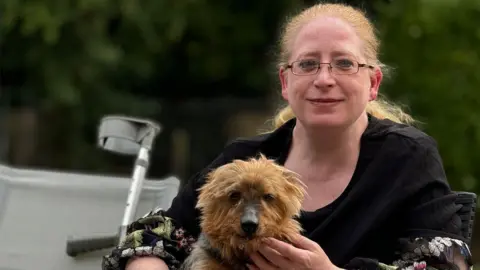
left=193, top=154, right=306, bottom=268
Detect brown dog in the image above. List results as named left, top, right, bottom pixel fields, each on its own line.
left=180, top=154, right=306, bottom=270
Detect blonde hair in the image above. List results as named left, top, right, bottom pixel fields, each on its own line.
left=272, top=3, right=414, bottom=129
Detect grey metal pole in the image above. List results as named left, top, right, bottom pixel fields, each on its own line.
left=118, top=145, right=150, bottom=244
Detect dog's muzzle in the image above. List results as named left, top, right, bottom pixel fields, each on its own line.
left=240, top=205, right=259, bottom=237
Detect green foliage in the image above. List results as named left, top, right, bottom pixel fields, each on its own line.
left=375, top=0, right=480, bottom=192
left=1, top=0, right=301, bottom=107
left=0, top=0, right=301, bottom=170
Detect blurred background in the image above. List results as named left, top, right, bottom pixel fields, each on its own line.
left=1, top=0, right=480, bottom=266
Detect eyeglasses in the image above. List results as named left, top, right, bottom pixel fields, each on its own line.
left=285, top=59, right=374, bottom=76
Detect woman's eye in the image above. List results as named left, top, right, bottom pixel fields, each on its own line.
left=298, top=60, right=318, bottom=71
left=334, top=59, right=355, bottom=69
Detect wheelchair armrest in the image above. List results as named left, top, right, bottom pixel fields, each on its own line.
left=454, top=191, right=477, bottom=247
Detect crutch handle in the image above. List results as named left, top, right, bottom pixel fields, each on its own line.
left=66, top=234, right=118, bottom=257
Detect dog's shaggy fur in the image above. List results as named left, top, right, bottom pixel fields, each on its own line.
left=181, top=154, right=306, bottom=270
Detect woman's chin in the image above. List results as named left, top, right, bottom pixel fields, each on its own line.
left=301, top=113, right=348, bottom=128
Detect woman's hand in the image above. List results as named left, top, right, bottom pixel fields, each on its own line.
left=248, top=234, right=342, bottom=270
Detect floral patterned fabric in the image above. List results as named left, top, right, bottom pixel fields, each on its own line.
left=101, top=208, right=473, bottom=270
left=392, top=237, right=472, bottom=269
left=345, top=237, right=472, bottom=270
left=102, top=208, right=196, bottom=270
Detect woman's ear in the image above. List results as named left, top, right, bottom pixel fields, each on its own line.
left=369, top=67, right=383, bottom=101
left=279, top=67, right=289, bottom=101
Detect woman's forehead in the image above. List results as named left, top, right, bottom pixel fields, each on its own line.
left=294, top=48, right=359, bottom=61
left=290, top=16, right=362, bottom=60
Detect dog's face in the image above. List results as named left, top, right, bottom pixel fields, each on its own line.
left=196, top=154, right=306, bottom=255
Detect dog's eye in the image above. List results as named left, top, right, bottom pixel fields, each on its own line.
left=229, top=191, right=241, bottom=201
left=263, top=194, right=275, bottom=202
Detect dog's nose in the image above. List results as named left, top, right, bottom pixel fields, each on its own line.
left=241, top=220, right=258, bottom=235
left=241, top=205, right=259, bottom=236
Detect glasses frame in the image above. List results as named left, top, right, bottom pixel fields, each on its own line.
left=285, top=59, right=375, bottom=76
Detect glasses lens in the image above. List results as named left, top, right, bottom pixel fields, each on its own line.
left=293, top=59, right=319, bottom=75
left=331, top=59, right=358, bottom=75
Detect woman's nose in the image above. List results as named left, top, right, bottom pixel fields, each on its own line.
left=313, top=65, right=336, bottom=88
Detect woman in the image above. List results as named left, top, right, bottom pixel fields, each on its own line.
left=102, top=3, right=472, bottom=270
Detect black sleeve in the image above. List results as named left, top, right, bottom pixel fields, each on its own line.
left=344, top=138, right=473, bottom=270
left=101, top=147, right=237, bottom=270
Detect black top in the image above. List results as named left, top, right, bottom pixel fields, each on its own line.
left=102, top=115, right=472, bottom=270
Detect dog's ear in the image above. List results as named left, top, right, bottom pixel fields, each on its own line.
left=197, top=163, right=238, bottom=209
left=267, top=161, right=306, bottom=212
left=196, top=167, right=223, bottom=210
left=249, top=152, right=269, bottom=163
left=280, top=167, right=306, bottom=214
left=258, top=153, right=268, bottom=160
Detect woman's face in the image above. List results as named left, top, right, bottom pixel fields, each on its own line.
left=279, top=16, right=382, bottom=129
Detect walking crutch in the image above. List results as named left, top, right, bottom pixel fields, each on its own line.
left=66, top=115, right=161, bottom=256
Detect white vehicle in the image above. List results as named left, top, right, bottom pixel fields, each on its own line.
left=0, top=116, right=180, bottom=270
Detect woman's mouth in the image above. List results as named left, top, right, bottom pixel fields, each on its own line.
left=306, top=98, right=343, bottom=105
